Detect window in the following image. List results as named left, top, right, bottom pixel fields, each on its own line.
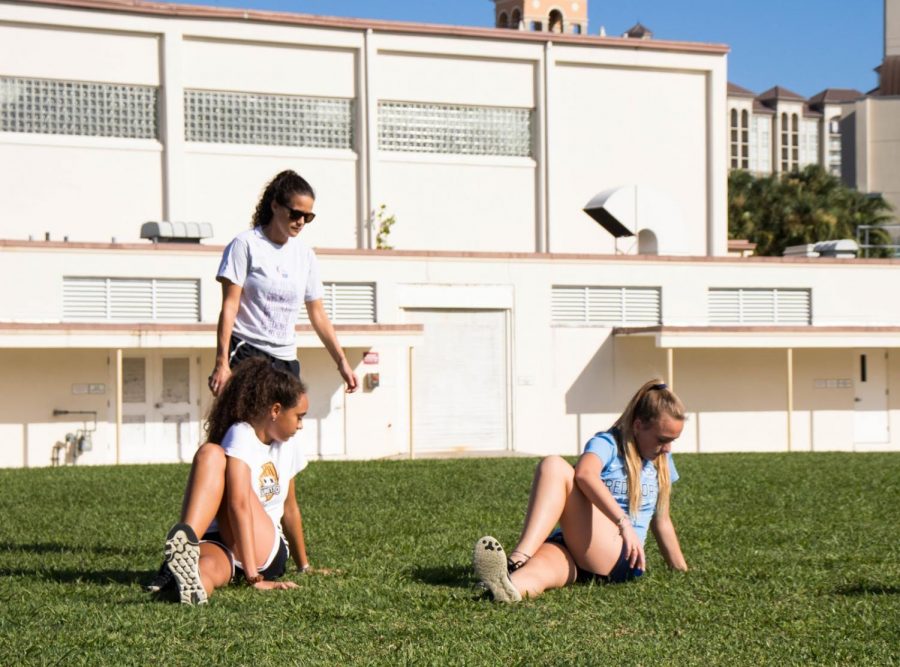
left=0, top=75, right=157, bottom=139
left=497, top=11, right=508, bottom=28
left=730, top=108, right=739, bottom=168
left=750, top=115, right=772, bottom=174
left=800, top=118, right=819, bottom=166
left=552, top=286, right=661, bottom=326
left=378, top=102, right=533, bottom=157
left=530, top=20, right=543, bottom=31
left=184, top=89, right=353, bottom=149
left=740, top=110, right=750, bottom=169
left=63, top=277, right=200, bottom=322
left=511, top=9, right=521, bottom=26
left=708, top=288, right=811, bottom=325
left=548, top=10, right=564, bottom=33
left=298, top=283, right=375, bottom=324
left=827, top=116, right=841, bottom=176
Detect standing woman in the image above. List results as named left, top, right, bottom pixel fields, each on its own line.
left=472, top=380, right=688, bottom=602
left=208, top=169, right=358, bottom=395
left=211, top=170, right=356, bottom=571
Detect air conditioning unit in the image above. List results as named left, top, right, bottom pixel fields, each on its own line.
left=140, top=221, right=214, bottom=243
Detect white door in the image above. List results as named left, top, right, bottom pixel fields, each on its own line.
left=120, top=353, right=199, bottom=463
left=406, top=309, right=509, bottom=453
left=853, top=349, right=889, bottom=444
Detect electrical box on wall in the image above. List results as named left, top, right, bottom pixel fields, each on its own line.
left=365, top=373, right=380, bottom=391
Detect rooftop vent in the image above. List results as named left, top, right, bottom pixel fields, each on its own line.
left=140, top=221, right=214, bottom=244
left=782, top=239, right=859, bottom=258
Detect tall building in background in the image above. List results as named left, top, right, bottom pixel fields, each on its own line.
left=726, top=83, right=862, bottom=177
left=842, top=0, right=900, bottom=222
left=493, top=0, right=587, bottom=34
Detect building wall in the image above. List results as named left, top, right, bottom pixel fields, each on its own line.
left=887, top=0, right=900, bottom=57
left=0, top=1, right=726, bottom=257
left=845, top=97, right=900, bottom=219
left=3, top=242, right=900, bottom=467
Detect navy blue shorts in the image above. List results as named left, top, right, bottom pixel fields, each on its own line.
left=546, top=530, right=643, bottom=584
left=201, top=531, right=289, bottom=582
left=229, top=335, right=301, bottom=378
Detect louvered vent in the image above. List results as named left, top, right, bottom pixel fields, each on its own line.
left=708, top=288, right=811, bottom=324
left=552, top=286, right=661, bottom=326
left=298, top=283, right=376, bottom=324
left=63, top=277, right=200, bottom=322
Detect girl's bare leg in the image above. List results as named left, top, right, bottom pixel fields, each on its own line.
left=511, top=456, right=577, bottom=560
left=509, top=542, right=577, bottom=598
left=198, top=543, right=233, bottom=596
left=179, top=443, right=227, bottom=536
left=506, top=455, right=625, bottom=596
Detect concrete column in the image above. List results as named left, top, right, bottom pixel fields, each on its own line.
left=159, top=30, right=185, bottom=223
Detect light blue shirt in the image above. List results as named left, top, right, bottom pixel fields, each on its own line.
left=582, top=429, right=679, bottom=545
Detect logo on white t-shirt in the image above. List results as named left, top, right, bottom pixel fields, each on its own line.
left=259, top=461, right=281, bottom=501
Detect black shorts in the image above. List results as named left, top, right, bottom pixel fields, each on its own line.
left=228, top=335, right=300, bottom=378
left=546, top=530, right=642, bottom=584
left=201, top=531, right=289, bottom=582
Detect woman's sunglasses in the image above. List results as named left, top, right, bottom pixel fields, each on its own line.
left=282, top=203, right=316, bottom=223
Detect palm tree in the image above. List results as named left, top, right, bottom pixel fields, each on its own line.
left=728, top=165, right=894, bottom=257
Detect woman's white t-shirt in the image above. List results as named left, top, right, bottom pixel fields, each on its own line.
left=217, top=227, right=324, bottom=360
left=217, top=421, right=309, bottom=530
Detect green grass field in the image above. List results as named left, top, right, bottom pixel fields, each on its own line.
left=0, top=453, right=898, bottom=666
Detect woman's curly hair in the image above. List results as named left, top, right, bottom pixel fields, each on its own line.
left=251, top=170, right=316, bottom=228
left=205, top=357, right=307, bottom=444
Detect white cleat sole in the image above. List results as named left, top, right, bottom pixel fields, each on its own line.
left=472, top=536, right=522, bottom=603
left=165, top=523, right=208, bottom=606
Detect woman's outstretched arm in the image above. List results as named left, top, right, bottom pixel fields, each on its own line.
left=649, top=510, right=688, bottom=571
left=209, top=281, right=242, bottom=395
left=305, top=299, right=358, bottom=393
left=225, top=457, right=261, bottom=581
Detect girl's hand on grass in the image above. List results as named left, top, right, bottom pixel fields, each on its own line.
left=621, top=523, right=645, bottom=571
left=253, top=580, right=299, bottom=591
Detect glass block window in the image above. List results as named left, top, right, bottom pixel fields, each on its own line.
left=708, top=288, right=811, bottom=325
left=378, top=101, right=533, bottom=157
left=552, top=286, right=661, bottom=326
left=63, top=277, right=200, bottom=322
left=298, top=283, right=376, bottom=324
left=0, top=76, right=158, bottom=138
left=185, top=89, right=353, bottom=149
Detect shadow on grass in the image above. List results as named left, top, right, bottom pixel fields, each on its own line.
left=0, top=567, right=146, bottom=586
left=408, top=563, right=472, bottom=589
left=0, top=541, right=144, bottom=557
left=833, top=581, right=900, bottom=596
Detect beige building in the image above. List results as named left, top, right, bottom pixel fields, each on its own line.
left=1, top=0, right=899, bottom=469
left=727, top=83, right=862, bottom=177
left=842, top=0, right=900, bottom=222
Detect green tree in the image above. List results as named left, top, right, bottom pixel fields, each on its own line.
left=728, top=165, right=894, bottom=257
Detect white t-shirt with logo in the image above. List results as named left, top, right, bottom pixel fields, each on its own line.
left=217, top=227, right=324, bottom=360
left=216, top=421, right=309, bottom=531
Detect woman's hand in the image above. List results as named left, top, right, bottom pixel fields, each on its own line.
left=252, top=580, right=299, bottom=591
left=208, top=363, right=232, bottom=396
left=621, top=521, right=646, bottom=571
left=337, top=358, right=359, bottom=393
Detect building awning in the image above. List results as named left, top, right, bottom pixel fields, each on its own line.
left=613, top=325, right=900, bottom=349
left=0, top=322, right=424, bottom=349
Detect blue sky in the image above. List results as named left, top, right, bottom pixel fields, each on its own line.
left=174, top=0, right=884, bottom=98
